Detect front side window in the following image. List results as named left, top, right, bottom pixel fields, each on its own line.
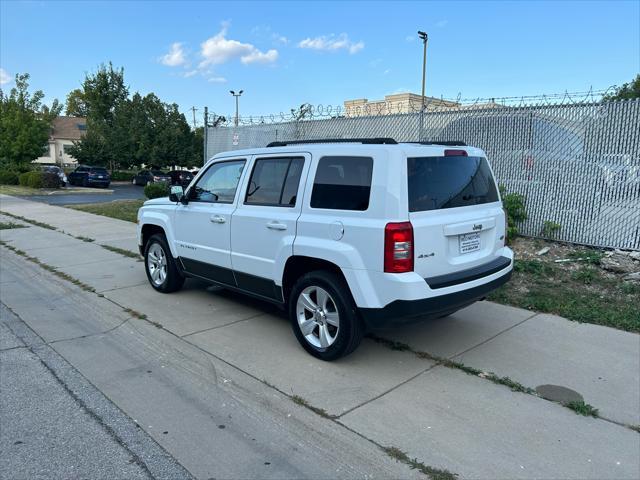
left=310, top=156, right=373, bottom=211
left=407, top=156, right=499, bottom=212
left=190, top=160, right=245, bottom=203
left=245, top=157, right=304, bottom=206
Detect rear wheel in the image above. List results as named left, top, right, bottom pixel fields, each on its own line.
left=144, top=234, right=185, bottom=293
left=288, top=270, right=363, bottom=360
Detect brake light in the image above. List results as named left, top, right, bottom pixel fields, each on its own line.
left=384, top=222, right=414, bottom=273
left=444, top=149, right=468, bottom=157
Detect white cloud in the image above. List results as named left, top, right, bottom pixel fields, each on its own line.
left=182, top=70, right=198, bottom=78
left=0, top=68, right=11, bottom=85
left=160, top=42, right=187, bottom=67
left=207, top=76, right=227, bottom=83
left=383, top=69, right=391, bottom=75
left=241, top=49, right=278, bottom=64
left=200, top=24, right=278, bottom=67
left=298, top=33, right=364, bottom=54
left=436, top=20, right=448, bottom=28
left=274, top=34, right=289, bottom=45
left=405, top=35, right=416, bottom=43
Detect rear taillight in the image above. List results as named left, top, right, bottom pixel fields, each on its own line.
left=445, top=149, right=468, bottom=157
left=384, top=222, right=414, bottom=273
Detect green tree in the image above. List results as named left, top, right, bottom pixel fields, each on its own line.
left=67, top=63, right=129, bottom=167
left=68, top=64, right=200, bottom=170
left=0, top=73, right=62, bottom=166
left=65, top=88, right=88, bottom=116
left=604, top=74, right=640, bottom=101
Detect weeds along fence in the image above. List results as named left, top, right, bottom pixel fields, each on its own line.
left=205, top=97, right=640, bottom=251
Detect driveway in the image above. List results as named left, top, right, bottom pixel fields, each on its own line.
left=18, top=183, right=145, bottom=205
left=1, top=194, right=639, bottom=479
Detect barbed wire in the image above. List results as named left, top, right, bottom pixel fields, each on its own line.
left=207, top=87, right=623, bottom=127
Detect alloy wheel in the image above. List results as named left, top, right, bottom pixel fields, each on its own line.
left=296, top=286, right=340, bottom=349
left=147, top=243, right=167, bottom=286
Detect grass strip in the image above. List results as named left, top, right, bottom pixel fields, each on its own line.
left=0, top=221, right=27, bottom=230
left=0, top=240, right=95, bottom=293
left=0, top=211, right=57, bottom=230
left=100, top=244, right=140, bottom=259
left=291, top=395, right=334, bottom=419
left=488, top=259, right=639, bottom=333
left=68, top=199, right=144, bottom=223
left=383, top=446, right=458, bottom=480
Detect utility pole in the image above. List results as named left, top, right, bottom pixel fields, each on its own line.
left=190, top=106, right=198, bottom=129
left=229, top=90, right=243, bottom=127
left=203, top=106, right=208, bottom=165
left=418, top=31, right=428, bottom=111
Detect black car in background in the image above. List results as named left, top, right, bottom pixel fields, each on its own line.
left=42, top=165, right=67, bottom=187
left=67, top=166, right=111, bottom=188
left=132, top=170, right=171, bottom=186
left=167, top=170, right=194, bottom=186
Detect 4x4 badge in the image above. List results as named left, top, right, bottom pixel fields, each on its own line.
left=417, top=252, right=435, bottom=259
left=473, top=224, right=483, bottom=231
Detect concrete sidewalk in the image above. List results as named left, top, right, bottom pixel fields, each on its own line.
left=1, top=194, right=639, bottom=479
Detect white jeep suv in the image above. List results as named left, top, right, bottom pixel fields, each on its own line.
left=137, top=139, right=513, bottom=360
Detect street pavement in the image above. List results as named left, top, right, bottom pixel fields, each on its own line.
left=0, top=194, right=639, bottom=479
left=18, top=182, right=145, bottom=205
left=0, top=305, right=191, bottom=480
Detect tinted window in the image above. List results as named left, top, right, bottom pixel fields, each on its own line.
left=90, top=168, right=108, bottom=174
left=311, top=156, right=373, bottom=211
left=191, top=160, right=245, bottom=203
left=407, top=156, right=499, bottom=212
left=245, top=157, right=304, bottom=206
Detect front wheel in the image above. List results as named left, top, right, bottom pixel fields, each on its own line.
left=288, top=270, right=363, bottom=361
left=144, top=234, right=185, bottom=293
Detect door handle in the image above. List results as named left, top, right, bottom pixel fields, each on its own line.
left=266, top=221, right=287, bottom=231
left=210, top=215, right=226, bottom=224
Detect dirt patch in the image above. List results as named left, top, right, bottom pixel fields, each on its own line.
left=489, top=237, right=640, bottom=332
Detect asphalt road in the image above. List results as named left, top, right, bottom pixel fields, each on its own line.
left=19, top=183, right=145, bottom=205
left=0, top=304, right=192, bottom=480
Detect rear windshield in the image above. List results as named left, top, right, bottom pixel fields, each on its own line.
left=90, top=168, right=108, bottom=174
left=407, top=156, right=499, bottom=212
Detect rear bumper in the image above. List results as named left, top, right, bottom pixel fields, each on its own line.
left=358, top=267, right=512, bottom=329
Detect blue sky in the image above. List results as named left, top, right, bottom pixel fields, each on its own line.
left=1, top=0, right=639, bottom=123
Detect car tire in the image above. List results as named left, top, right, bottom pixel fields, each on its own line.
left=288, top=270, right=364, bottom=361
left=144, top=234, right=185, bottom=293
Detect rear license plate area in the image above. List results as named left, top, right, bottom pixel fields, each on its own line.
left=459, top=232, right=480, bottom=254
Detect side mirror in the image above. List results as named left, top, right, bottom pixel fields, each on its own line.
left=169, top=185, right=184, bottom=203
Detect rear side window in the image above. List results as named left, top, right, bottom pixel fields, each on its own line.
left=311, top=156, right=373, bottom=211
left=245, top=157, right=304, bottom=206
left=407, top=156, right=499, bottom=212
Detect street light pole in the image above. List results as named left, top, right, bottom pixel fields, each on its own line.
left=229, top=90, right=243, bottom=127
left=418, top=31, right=428, bottom=111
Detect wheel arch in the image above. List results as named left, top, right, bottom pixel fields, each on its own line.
left=140, top=218, right=178, bottom=257
left=281, top=256, right=350, bottom=303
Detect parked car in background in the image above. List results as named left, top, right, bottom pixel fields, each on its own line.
left=167, top=170, right=194, bottom=186
left=42, top=165, right=67, bottom=187
left=67, top=166, right=111, bottom=188
left=132, top=170, right=171, bottom=186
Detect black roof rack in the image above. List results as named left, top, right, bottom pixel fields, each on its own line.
left=266, top=138, right=398, bottom=147
left=406, top=141, right=467, bottom=146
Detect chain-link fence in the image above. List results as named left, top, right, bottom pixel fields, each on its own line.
left=205, top=98, right=640, bottom=251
